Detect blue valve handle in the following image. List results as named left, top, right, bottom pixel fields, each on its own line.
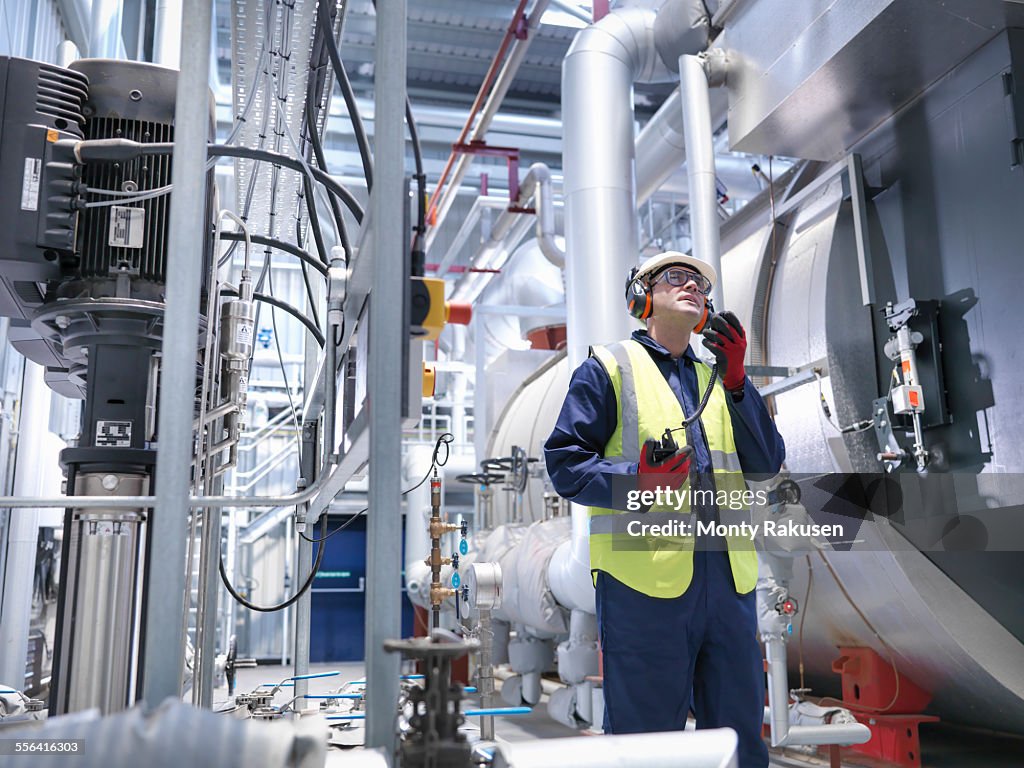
left=459, top=538, right=468, bottom=555
left=261, top=682, right=293, bottom=687
left=451, top=571, right=461, bottom=588
left=464, top=686, right=477, bottom=693
left=289, top=670, right=341, bottom=681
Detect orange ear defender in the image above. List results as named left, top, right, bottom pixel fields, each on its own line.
left=625, top=267, right=654, bottom=320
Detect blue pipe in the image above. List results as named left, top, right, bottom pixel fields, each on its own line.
left=463, top=707, right=532, bottom=717
left=326, top=713, right=366, bottom=720
left=305, top=694, right=363, bottom=699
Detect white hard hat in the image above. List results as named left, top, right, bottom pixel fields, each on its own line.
left=633, top=250, right=717, bottom=289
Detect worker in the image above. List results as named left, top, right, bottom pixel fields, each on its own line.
left=544, top=251, right=784, bottom=767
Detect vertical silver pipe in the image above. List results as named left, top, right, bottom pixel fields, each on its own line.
left=562, top=9, right=665, bottom=369
left=293, top=504, right=313, bottom=702
left=364, top=0, right=406, bottom=752
left=153, top=0, right=183, bottom=68
left=141, top=0, right=212, bottom=709
left=0, top=362, right=49, bottom=689
left=90, top=0, right=124, bottom=59
left=679, top=54, right=723, bottom=309
left=764, top=634, right=791, bottom=746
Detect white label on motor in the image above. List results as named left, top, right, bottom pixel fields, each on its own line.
left=109, top=206, right=145, bottom=248
left=236, top=322, right=253, bottom=346
left=96, top=420, right=133, bottom=447
left=21, top=158, right=41, bottom=211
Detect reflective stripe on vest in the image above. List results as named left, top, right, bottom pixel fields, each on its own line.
left=588, top=339, right=759, bottom=598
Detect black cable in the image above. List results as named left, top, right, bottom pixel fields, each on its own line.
left=294, top=226, right=322, bottom=331
left=219, top=513, right=327, bottom=613
left=116, top=142, right=365, bottom=223
left=221, top=287, right=325, bottom=348
left=219, top=231, right=328, bottom=276
left=317, top=0, right=374, bottom=190
left=300, top=173, right=332, bottom=267
left=299, top=433, right=455, bottom=544
left=210, top=145, right=364, bottom=223
left=303, top=36, right=352, bottom=258
left=666, top=364, right=720, bottom=433
left=406, top=96, right=426, bottom=274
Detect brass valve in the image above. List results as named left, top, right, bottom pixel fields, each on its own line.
left=430, top=584, right=457, bottom=606
left=429, top=519, right=460, bottom=538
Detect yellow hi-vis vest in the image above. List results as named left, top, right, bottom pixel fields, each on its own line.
left=588, top=340, right=759, bottom=598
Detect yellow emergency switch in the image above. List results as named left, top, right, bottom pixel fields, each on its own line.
left=410, top=276, right=473, bottom=341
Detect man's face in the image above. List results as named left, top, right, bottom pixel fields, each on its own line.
left=649, top=266, right=707, bottom=324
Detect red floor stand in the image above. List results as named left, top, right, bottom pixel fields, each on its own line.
left=829, top=647, right=939, bottom=768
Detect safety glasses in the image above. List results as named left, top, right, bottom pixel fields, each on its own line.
left=651, top=267, right=712, bottom=295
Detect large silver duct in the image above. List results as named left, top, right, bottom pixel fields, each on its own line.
left=561, top=6, right=675, bottom=369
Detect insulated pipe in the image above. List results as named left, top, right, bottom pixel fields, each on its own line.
left=0, top=363, right=53, bottom=689
left=562, top=7, right=676, bottom=369
left=525, top=163, right=565, bottom=268
left=90, top=0, right=124, bottom=59
left=435, top=196, right=508, bottom=277
left=493, top=728, right=740, bottom=768
left=680, top=52, right=725, bottom=310
left=448, top=212, right=536, bottom=305
left=448, top=163, right=564, bottom=304
left=153, top=0, right=183, bottom=68
left=634, top=86, right=730, bottom=205
left=764, top=626, right=871, bottom=747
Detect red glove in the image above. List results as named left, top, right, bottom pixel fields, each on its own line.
left=638, top=440, right=694, bottom=494
left=701, top=310, right=747, bottom=392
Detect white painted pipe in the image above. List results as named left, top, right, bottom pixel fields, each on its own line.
left=764, top=634, right=871, bottom=747
left=0, top=363, right=55, bottom=689
left=154, top=0, right=183, bottom=68
left=90, top=0, right=124, bottom=60
left=493, top=728, right=739, bottom=768
left=679, top=52, right=725, bottom=310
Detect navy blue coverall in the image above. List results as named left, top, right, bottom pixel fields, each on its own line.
left=544, top=329, right=785, bottom=767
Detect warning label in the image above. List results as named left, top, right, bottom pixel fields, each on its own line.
left=96, top=420, right=133, bottom=448
left=109, top=206, right=145, bottom=248
left=21, top=158, right=41, bottom=211
left=236, top=322, right=253, bottom=346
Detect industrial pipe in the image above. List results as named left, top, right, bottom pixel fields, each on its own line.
left=425, top=0, right=553, bottom=247
left=493, top=728, right=740, bottom=768
left=634, top=86, right=730, bottom=205
left=765, top=634, right=871, bottom=747
left=679, top=51, right=726, bottom=310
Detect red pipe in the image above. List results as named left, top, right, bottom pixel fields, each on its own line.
left=426, top=0, right=531, bottom=226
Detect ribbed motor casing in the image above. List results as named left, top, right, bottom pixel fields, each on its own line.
left=65, top=58, right=215, bottom=301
